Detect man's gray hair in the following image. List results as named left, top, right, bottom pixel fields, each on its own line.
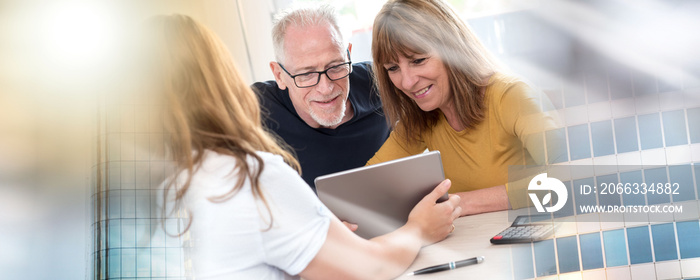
left=272, top=4, right=344, bottom=63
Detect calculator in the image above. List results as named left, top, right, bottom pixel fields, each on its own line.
left=490, top=215, right=557, bottom=244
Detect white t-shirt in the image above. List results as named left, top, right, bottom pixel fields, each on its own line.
left=171, top=150, right=332, bottom=279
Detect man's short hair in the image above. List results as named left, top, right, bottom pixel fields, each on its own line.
left=271, top=4, right=344, bottom=63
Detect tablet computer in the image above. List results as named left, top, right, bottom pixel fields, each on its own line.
left=314, top=151, right=446, bottom=239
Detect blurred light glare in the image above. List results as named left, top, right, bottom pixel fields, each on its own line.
left=534, top=0, right=700, bottom=88
left=39, top=2, right=117, bottom=67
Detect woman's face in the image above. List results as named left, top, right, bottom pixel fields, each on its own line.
left=382, top=52, right=451, bottom=112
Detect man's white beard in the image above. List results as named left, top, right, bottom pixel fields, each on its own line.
left=310, top=98, right=346, bottom=127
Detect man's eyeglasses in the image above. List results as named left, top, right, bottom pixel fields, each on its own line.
left=278, top=50, right=352, bottom=88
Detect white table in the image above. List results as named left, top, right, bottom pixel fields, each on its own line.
left=397, top=210, right=517, bottom=279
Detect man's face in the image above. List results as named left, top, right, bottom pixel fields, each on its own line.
left=272, top=23, right=350, bottom=128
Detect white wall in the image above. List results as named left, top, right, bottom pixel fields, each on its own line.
left=200, top=0, right=279, bottom=83
left=124, top=0, right=280, bottom=83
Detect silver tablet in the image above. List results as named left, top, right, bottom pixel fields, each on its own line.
left=315, top=151, right=446, bottom=239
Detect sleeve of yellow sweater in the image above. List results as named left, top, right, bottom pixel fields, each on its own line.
left=366, top=126, right=427, bottom=166
left=496, top=80, right=563, bottom=209
left=496, top=80, right=561, bottom=166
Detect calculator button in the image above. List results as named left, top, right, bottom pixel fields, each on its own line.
left=493, top=235, right=503, bottom=240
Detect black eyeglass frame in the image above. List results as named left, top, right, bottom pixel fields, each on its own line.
left=277, top=49, right=352, bottom=88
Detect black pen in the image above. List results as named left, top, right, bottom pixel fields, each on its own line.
left=406, top=256, right=485, bottom=276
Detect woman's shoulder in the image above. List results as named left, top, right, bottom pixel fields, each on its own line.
left=183, top=150, right=304, bottom=200
left=486, top=72, right=537, bottom=104
left=487, top=72, right=532, bottom=93
left=197, top=150, right=291, bottom=176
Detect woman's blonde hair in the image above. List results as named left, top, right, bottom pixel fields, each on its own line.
left=372, top=0, right=501, bottom=143
left=146, top=14, right=299, bottom=232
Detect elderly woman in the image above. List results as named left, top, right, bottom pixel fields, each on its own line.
left=369, top=0, right=561, bottom=215
left=146, top=14, right=460, bottom=280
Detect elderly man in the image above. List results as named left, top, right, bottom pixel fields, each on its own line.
left=253, top=6, right=390, bottom=192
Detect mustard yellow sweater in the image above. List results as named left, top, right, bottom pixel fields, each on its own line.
left=368, top=73, right=559, bottom=195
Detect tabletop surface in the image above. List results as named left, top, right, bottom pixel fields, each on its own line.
left=396, top=210, right=517, bottom=280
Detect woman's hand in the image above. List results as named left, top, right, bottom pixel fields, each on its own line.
left=406, top=179, right=462, bottom=246
left=342, top=221, right=358, bottom=232
left=455, top=184, right=509, bottom=216
left=302, top=179, right=461, bottom=280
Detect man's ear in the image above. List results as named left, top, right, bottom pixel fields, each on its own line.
left=269, top=61, right=287, bottom=90
left=348, top=43, right=353, bottom=59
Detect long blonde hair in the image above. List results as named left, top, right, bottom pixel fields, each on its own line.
left=372, top=0, right=500, bottom=143
left=146, top=14, right=299, bottom=231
